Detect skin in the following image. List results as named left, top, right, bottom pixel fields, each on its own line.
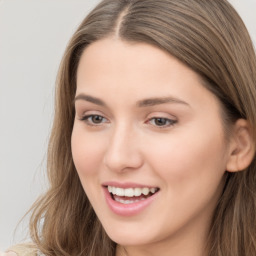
left=71, top=37, right=235, bottom=256
left=2, top=38, right=253, bottom=256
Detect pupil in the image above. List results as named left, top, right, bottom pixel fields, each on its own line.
left=92, top=115, right=102, bottom=123
left=155, top=118, right=166, bottom=126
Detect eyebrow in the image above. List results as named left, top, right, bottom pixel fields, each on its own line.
left=136, top=97, right=189, bottom=107
left=74, top=93, right=190, bottom=108
left=74, top=94, right=106, bottom=106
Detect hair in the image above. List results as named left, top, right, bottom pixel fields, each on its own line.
left=28, top=0, right=256, bottom=255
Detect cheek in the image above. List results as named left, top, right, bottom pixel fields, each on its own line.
left=71, top=125, right=107, bottom=210
left=141, top=126, right=227, bottom=233
left=144, top=125, right=227, bottom=189
left=71, top=125, right=106, bottom=177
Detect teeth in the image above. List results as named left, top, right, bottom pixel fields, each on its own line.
left=116, top=187, right=124, bottom=196
left=134, top=188, right=141, bottom=196
left=150, top=188, right=156, bottom=193
left=142, top=188, right=149, bottom=195
left=115, top=197, right=146, bottom=204
left=108, top=186, right=158, bottom=197
left=124, top=188, right=134, bottom=197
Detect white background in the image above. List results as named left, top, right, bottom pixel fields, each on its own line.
left=0, top=0, right=255, bottom=251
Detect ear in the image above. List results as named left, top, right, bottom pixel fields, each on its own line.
left=226, top=119, right=255, bottom=172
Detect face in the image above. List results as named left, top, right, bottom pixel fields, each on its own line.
left=72, top=38, right=231, bottom=252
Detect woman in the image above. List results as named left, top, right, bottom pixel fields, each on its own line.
left=3, top=0, right=256, bottom=255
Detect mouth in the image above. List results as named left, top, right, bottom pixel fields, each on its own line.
left=102, top=183, right=160, bottom=216
left=106, top=185, right=160, bottom=204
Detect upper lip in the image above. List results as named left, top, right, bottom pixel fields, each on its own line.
left=102, top=181, right=159, bottom=189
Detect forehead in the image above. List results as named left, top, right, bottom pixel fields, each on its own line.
left=77, top=38, right=198, bottom=79
left=76, top=38, right=220, bottom=113
left=77, top=39, right=198, bottom=89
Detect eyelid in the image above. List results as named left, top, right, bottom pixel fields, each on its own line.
left=145, top=112, right=178, bottom=128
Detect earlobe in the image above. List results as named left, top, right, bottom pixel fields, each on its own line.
left=226, top=119, right=255, bottom=172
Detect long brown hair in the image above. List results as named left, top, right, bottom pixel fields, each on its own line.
left=28, top=0, right=256, bottom=255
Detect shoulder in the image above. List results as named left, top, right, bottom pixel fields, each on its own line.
left=4, top=243, right=42, bottom=256
left=0, top=252, right=18, bottom=256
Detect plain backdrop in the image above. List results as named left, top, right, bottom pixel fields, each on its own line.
left=0, top=0, right=255, bottom=251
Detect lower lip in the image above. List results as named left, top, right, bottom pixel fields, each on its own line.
left=103, top=187, right=159, bottom=217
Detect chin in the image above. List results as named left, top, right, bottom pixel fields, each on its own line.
left=104, top=224, right=159, bottom=247
left=110, top=235, right=152, bottom=247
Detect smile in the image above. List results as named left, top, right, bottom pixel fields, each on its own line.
left=108, top=186, right=158, bottom=196
left=103, top=184, right=159, bottom=216
left=107, top=186, right=158, bottom=204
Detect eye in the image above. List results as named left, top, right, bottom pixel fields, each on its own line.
left=147, top=117, right=177, bottom=128
left=80, top=114, right=108, bottom=126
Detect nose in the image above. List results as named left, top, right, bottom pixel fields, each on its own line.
left=103, top=124, right=144, bottom=173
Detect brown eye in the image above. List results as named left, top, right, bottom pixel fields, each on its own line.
left=91, top=115, right=104, bottom=123
left=155, top=118, right=168, bottom=126
left=80, top=115, right=108, bottom=125
left=148, top=117, right=177, bottom=128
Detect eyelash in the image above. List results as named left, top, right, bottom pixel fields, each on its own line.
left=79, top=115, right=109, bottom=126
left=146, top=117, right=177, bottom=128
left=79, top=114, right=177, bottom=128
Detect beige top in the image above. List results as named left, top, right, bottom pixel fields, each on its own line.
left=6, top=244, right=40, bottom=256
